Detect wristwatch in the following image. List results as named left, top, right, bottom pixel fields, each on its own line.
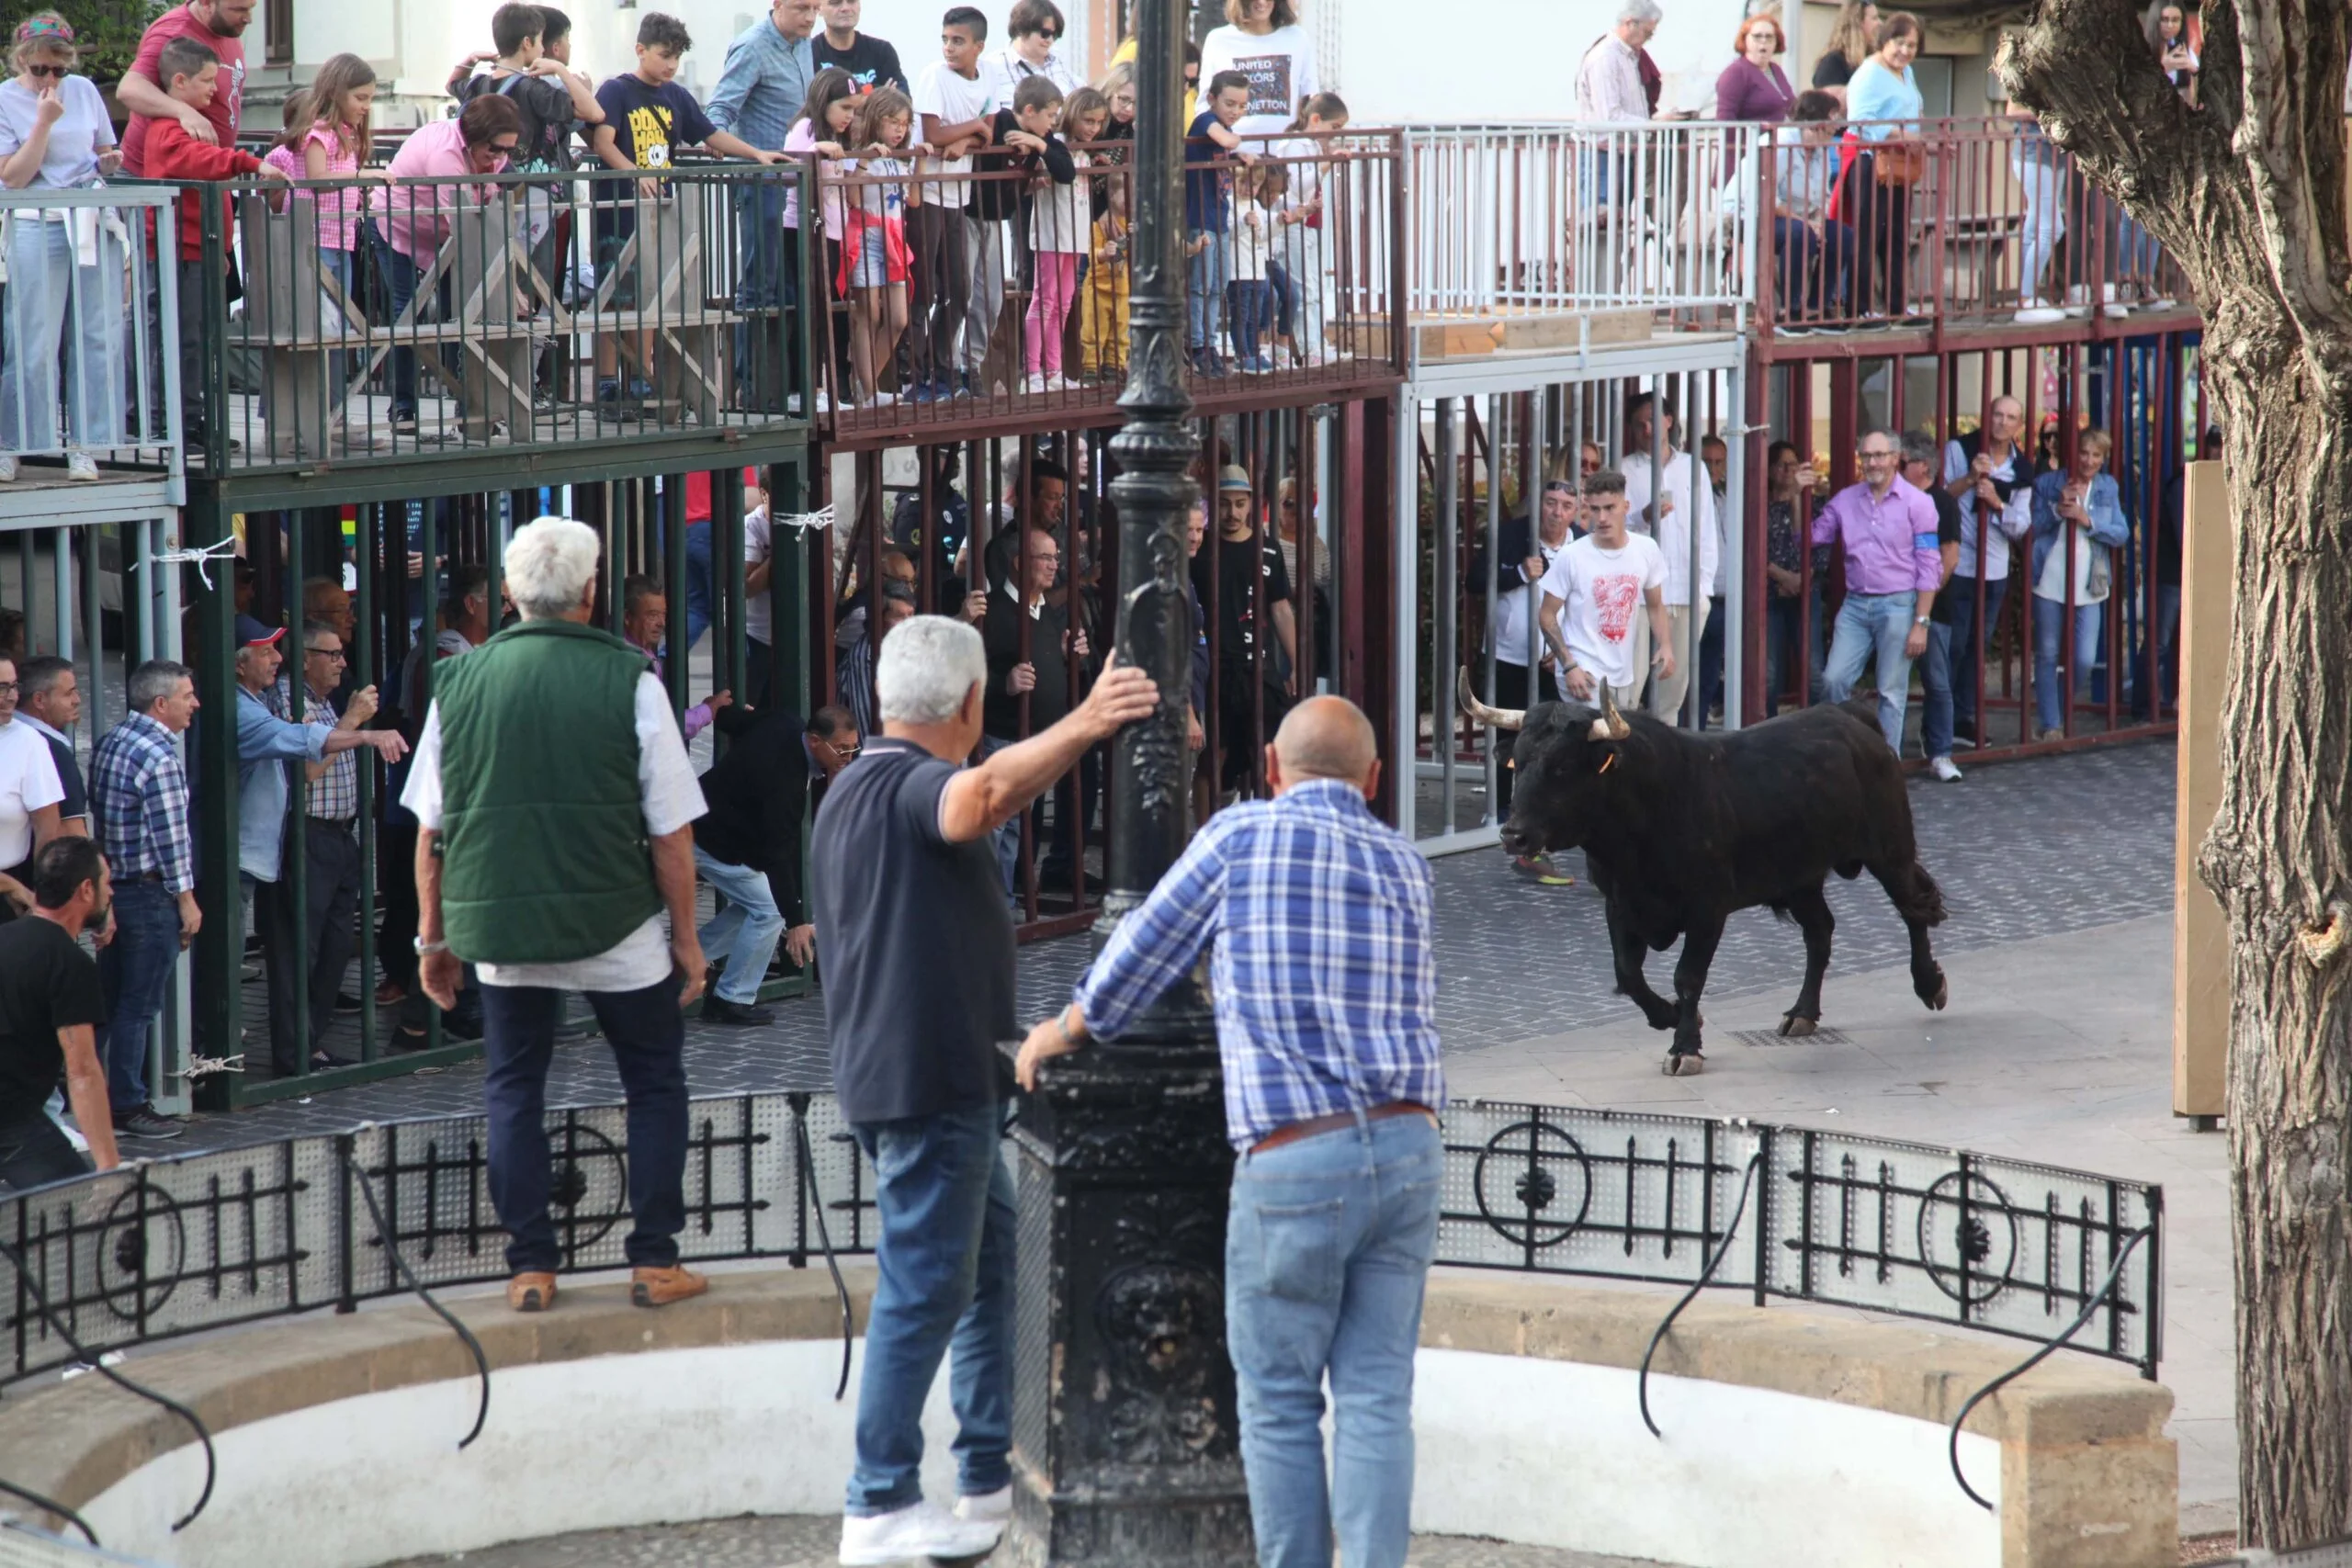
left=1914, top=615, right=1931, bottom=626
left=414, top=938, right=449, bottom=956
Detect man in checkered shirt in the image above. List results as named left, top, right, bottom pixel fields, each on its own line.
left=1018, top=694, right=1444, bottom=1568
left=262, top=620, right=390, bottom=1077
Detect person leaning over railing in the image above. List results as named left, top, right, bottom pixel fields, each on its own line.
left=378, top=94, right=520, bottom=435
left=0, top=13, right=127, bottom=483
left=1727, top=88, right=1851, bottom=328
left=142, top=37, right=288, bottom=456
left=1828, top=11, right=1923, bottom=321
left=1268, top=92, right=1344, bottom=367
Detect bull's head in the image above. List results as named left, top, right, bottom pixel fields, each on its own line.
left=1459, top=669, right=1631, bottom=859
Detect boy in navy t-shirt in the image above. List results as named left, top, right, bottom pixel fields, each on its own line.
left=587, top=12, right=783, bottom=408
left=1185, top=70, right=1251, bottom=377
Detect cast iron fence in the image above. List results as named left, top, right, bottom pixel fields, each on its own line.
left=0, top=1092, right=2158, bottom=1387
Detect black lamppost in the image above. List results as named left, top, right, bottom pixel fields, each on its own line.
left=996, top=0, right=1254, bottom=1557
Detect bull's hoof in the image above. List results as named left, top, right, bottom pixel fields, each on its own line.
left=1920, top=970, right=1949, bottom=1011
left=1779, top=1014, right=1817, bottom=1038
left=1663, top=1051, right=1706, bottom=1077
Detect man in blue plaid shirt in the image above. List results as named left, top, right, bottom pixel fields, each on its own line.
left=88, top=660, right=203, bottom=1140
left=1018, top=695, right=1443, bottom=1568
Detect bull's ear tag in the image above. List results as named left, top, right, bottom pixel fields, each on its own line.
left=1600, top=752, right=1619, bottom=775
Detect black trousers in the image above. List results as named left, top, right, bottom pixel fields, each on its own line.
left=263, top=819, right=361, bottom=1073
left=1488, top=660, right=1563, bottom=815
left=910, top=203, right=970, bottom=389
left=1216, top=677, right=1296, bottom=793
left=0, top=1108, right=87, bottom=1191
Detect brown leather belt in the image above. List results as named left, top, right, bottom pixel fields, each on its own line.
left=1250, top=1100, right=1438, bottom=1156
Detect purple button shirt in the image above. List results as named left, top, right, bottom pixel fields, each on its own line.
left=1812, top=476, right=1943, bottom=595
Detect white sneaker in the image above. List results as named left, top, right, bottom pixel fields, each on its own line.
left=66, top=452, right=98, bottom=480
left=955, top=1486, right=1012, bottom=1524
left=0, top=455, right=17, bottom=481
left=1929, top=755, right=1963, bottom=783
left=839, top=1501, right=1003, bottom=1565
left=2013, top=301, right=2066, bottom=325
left=1020, top=373, right=1050, bottom=394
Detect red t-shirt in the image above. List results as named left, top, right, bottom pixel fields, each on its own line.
left=119, top=4, right=246, bottom=177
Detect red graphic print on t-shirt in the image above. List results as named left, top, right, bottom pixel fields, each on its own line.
left=1592, top=572, right=1641, bottom=642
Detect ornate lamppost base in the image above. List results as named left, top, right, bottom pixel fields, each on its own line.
left=1001, top=1041, right=1255, bottom=1567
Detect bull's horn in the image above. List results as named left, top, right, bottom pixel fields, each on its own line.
left=1457, top=669, right=1524, bottom=730
left=1600, top=694, right=1631, bottom=740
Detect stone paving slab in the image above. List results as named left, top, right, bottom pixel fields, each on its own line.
left=376, top=1516, right=1670, bottom=1567
left=167, top=740, right=2175, bottom=1154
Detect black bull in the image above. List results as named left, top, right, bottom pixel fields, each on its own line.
left=1462, top=673, right=1949, bottom=1076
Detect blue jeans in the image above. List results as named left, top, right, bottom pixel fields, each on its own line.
left=681, top=515, right=714, bottom=653
left=2032, top=595, right=2102, bottom=734
left=1919, top=620, right=1955, bottom=761
left=480, top=976, right=688, bottom=1273
left=384, top=243, right=458, bottom=419
left=1188, top=228, right=1228, bottom=351
left=97, top=879, right=179, bottom=1114
left=1228, top=1111, right=1442, bottom=1568
left=1941, top=574, right=2009, bottom=737
left=2013, top=157, right=2064, bottom=303
left=1821, top=591, right=1917, bottom=753
left=1770, top=215, right=1853, bottom=321
left=694, top=845, right=783, bottom=1005
left=732, top=179, right=793, bottom=412
left=846, top=1102, right=1016, bottom=1515
left=1, top=215, right=127, bottom=453
left=1229, top=278, right=1274, bottom=358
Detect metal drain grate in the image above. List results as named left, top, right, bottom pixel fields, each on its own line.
left=1731, top=1025, right=1852, bottom=1047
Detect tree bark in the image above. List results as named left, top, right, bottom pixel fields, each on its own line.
left=2000, top=0, right=2352, bottom=1550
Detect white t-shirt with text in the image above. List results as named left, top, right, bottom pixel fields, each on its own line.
left=1198, top=23, right=1319, bottom=142
left=1539, top=533, right=1667, bottom=691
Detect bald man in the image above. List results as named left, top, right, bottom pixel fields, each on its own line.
left=1020, top=695, right=1444, bottom=1568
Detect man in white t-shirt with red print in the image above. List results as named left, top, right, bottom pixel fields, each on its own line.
left=1538, top=468, right=1676, bottom=709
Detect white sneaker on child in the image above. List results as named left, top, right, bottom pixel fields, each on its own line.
left=838, top=1501, right=1003, bottom=1565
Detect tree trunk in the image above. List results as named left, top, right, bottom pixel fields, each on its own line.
left=1999, top=0, right=2352, bottom=1548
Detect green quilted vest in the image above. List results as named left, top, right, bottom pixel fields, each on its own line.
left=435, top=619, right=660, bottom=964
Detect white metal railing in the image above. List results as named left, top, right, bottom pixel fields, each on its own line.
left=0, top=185, right=181, bottom=470
left=1399, top=121, right=1756, bottom=322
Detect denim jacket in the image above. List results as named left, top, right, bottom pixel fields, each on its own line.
left=2029, top=468, right=2127, bottom=602
left=234, top=684, right=327, bottom=883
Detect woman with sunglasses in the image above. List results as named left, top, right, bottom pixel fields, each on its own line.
left=0, top=13, right=128, bottom=483
left=979, top=0, right=1080, bottom=109
left=379, top=94, right=522, bottom=435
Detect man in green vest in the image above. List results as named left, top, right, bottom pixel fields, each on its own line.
left=402, top=515, right=711, bottom=1314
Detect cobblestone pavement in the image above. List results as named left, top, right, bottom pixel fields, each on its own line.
left=170, top=739, right=2173, bottom=1153
left=377, top=1516, right=1670, bottom=1567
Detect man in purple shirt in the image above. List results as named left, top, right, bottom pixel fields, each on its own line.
left=1812, top=428, right=1943, bottom=751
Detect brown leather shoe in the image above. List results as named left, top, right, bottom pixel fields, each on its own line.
left=507, top=1271, right=558, bottom=1313
left=630, top=1265, right=708, bottom=1308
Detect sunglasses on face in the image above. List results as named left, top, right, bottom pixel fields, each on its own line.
left=487, top=139, right=520, bottom=155
left=23, top=63, right=66, bottom=79
left=1034, top=27, right=1059, bottom=39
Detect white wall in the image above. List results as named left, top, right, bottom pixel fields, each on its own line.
left=84, top=1341, right=2003, bottom=1568
left=1333, top=0, right=1751, bottom=126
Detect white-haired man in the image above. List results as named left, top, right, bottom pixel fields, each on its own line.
left=811, top=615, right=1155, bottom=1564
left=1577, top=0, right=1662, bottom=125
left=403, top=517, right=711, bottom=1316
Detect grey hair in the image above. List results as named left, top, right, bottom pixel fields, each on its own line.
left=1899, top=431, right=1939, bottom=467
left=876, top=615, right=987, bottom=727
left=128, top=659, right=193, bottom=715
left=300, top=619, right=342, bottom=649
left=1860, top=427, right=1902, bottom=452
left=1618, top=0, right=1663, bottom=23
left=503, top=516, right=601, bottom=620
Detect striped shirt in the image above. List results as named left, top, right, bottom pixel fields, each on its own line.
left=88, top=711, right=195, bottom=894
left=1075, top=778, right=1445, bottom=1149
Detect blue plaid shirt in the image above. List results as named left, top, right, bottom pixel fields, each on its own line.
left=89, top=712, right=196, bottom=895
left=1075, top=779, right=1445, bottom=1148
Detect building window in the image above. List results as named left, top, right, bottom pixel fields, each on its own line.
left=266, top=0, right=291, bottom=64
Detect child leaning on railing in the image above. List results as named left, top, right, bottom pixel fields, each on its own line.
left=839, top=85, right=915, bottom=409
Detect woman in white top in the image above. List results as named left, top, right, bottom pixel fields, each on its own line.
left=0, top=12, right=126, bottom=483
left=1197, top=0, right=1319, bottom=146
left=980, top=0, right=1083, bottom=107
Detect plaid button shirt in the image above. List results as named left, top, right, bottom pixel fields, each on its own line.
left=88, top=711, right=196, bottom=894
left=266, top=678, right=357, bottom=822
left=1074, top=778, right=1445, bottom=1149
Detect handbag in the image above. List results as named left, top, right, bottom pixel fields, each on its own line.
left=1872, top=141, right=1927, bottom=187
